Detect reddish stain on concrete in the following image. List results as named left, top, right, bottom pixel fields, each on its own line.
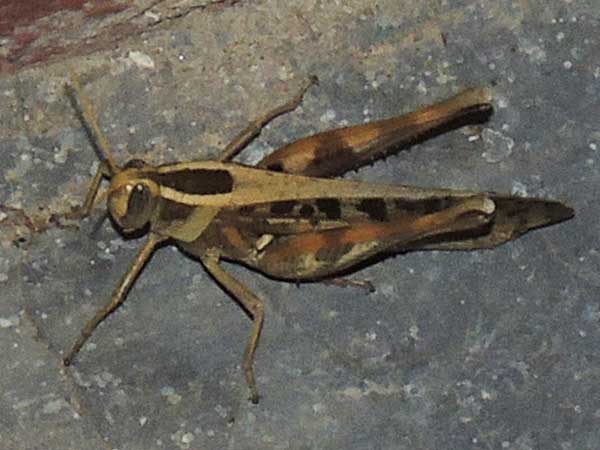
left=13, top=30, right=41, bottom=49
left=0, top=0, right=135, bottom=72
left=0, top=0, right=86, bottom=36
left=28, top=45, right=67, bottom=65
left=85, top=1, right=129, bottom=18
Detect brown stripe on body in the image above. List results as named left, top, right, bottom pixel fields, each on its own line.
left=150, top=168, right=234, bottom=195
left=178, top=222, right=256, bottom=262
left=357, top=198, right=388, bottom=221
left=270, top=200, right=296, bottom=214
left=315, top=198, right=342, bottom=220
left=392, top=196, right=456, bottom=215
left=225, top=196, right=468, bottom=236
left=299, top=204, right=315, bottom=218
left=157, top=198, right=196, bottom=223
left=215, top=210, right=346, bottom=235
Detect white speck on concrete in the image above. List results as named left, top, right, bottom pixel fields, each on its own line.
left=181, top=432, right=194, bottom=444
left=144, top=10, right=161, bottom=22
left=519, top=39, right=547, bottom=64
left=363, top=380, right=401, bottom=396
left=0, top=315, right=20, bottom=328
left=481, top=128, right=514, bottom=163
left=160, top=386, right=175, bottom=396
left=214, top=404, right=228, bottom=418
left=42, top=399, right=67, bottom=415
left=93, top=370, right=118, bottom=389
left=278, top=65, right=290, bottom=81
left=511, top=181, right=529, bottom=197
left=312, top=402, right=326, bottom=413
left=320, top=109, right=336, bottom=123
left=54, top=146, right=69, bottom=164
left=161, top=385, right=182, bottom=405
left=409, top=325, right=419, bottom=340
left=128, top=51, right=155, bottom=70
left=379, top=283, right=395, bottom=298
left=338, top=386, right=362, bottom=400
left=481, top=389, right=493, bottom=400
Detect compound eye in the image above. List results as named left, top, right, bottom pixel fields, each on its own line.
left=127, top=183, right=152, bottom=218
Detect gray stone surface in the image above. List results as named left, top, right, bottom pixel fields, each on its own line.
left=1, top=1, right=598, bottom=449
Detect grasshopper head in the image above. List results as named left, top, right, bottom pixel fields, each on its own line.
left=107, top=171, right=160, bottom=233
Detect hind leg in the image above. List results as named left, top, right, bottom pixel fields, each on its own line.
left=257, top=88, right=492, bottom=178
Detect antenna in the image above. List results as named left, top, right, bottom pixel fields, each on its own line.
left=67, top=70, right=119, bottom=175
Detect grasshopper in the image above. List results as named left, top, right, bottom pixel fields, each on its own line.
left=62, top=73, right=573, bottom=403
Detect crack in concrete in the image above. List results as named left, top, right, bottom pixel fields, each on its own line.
left=21, top=305, right=116, bottom=450
left=147, top=0, right=245, bottom=28
left=126, top=0, right=168, bottom=23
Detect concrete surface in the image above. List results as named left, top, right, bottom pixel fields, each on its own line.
left=1, top=1, right=598, bottom=449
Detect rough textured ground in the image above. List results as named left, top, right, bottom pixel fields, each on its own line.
left=1, top=1, right=598, bottom=449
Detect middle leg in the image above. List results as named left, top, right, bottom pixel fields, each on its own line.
left=201, top=253, right=265, bottom=403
